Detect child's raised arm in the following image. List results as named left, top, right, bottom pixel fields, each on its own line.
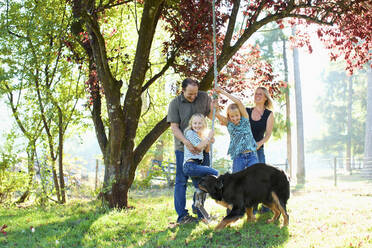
left=216, top=87, right=248, bottom=119
left=213, top=99, right=228, bottom=126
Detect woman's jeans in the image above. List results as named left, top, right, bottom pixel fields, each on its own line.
left=232, top=151, right=258, bottom=173
left=256, top=147, right=266, bottom=163
left=254, top=147, right=270, bottom=213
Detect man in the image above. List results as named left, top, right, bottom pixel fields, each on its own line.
left=167, top=78, right=212, bottom=224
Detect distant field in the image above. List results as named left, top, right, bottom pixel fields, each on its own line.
left=0, top=171, right=371, bottom=247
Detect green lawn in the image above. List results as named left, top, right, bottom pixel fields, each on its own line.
left=1, top=172, right=371, bottom=247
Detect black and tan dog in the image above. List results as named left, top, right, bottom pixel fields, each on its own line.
left=198, top=163, right=290, bottom=230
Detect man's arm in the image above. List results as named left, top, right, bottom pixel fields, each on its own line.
left=170, top=123, right=200, bottom=154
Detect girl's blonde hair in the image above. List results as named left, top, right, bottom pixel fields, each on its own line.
left=256, top=86, right=273, bottom=110
left=226, top=103, right=242, bottom=121
left=184, top=113, right=207, bottom=136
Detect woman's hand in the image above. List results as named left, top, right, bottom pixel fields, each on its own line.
left=256, top=140, right=264, bottom=150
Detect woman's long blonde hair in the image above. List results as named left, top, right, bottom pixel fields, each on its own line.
left=256, top=86, right=273, bottom=110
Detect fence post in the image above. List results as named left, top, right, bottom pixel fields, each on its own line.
left=334, top=157, right=337, bottom=187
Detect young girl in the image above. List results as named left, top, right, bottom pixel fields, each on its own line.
left=214, top=87, right=258, bottom=173
left=183, top=113, right=218, bottom=185
left=183, top=113, right=219, bottom=221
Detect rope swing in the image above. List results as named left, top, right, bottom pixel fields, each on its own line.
left=192, top=0, right=220, bottom=223
left=210, top=0, right=218, bottom=168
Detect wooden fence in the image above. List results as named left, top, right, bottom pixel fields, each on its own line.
left=147, top=159, right=289, bottom=186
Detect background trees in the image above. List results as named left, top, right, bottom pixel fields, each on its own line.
left=364, top=69, right=372, bottom=177
left=0, top=0, right=87, bottom=203
left=310, top=63, right=367, bottom=161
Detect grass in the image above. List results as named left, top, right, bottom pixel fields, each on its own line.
left=0, top=171, right=371, bottom=248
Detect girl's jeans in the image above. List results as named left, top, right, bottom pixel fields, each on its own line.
left=232, top=151, right=258, bottom=173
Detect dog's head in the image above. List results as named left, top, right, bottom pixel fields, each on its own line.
left=198, top=175, right=223, bottom=200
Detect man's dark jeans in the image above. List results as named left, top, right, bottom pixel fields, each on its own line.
left=174, top=150, right=212, bottom=222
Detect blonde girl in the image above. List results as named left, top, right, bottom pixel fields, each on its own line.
left=214, top=87, right=258, bottom=173
left=183, top=113, right=218, bottom=220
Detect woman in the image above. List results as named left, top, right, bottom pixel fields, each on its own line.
left=246, top=86, right=274, bottom=214
left=246, top=86, right=274, bottom=164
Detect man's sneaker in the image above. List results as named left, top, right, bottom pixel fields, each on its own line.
left=178, top=214, right=198, bottom=225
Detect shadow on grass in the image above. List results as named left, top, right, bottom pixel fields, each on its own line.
left=140, top=213, right=289, bottom=248
left=0, top=202, right=108, bottom=248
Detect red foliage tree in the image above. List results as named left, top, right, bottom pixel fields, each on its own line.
left=68, top=0, right=371, bottom=208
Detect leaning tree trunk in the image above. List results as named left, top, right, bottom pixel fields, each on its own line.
left=58, top=106, right=66, bottom=203
left=282, top=38, right=292, bottom=178
left=292, top=26, right=305, bottom=184
left=16, top=143, right=36, bottom=203
left=364, top=68, right=372, bottom=178
left=51, top=159, right=61, bottom=202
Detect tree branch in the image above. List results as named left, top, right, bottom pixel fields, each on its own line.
left=222, top=0, right=241, bottom=50
left=141, top=51, right=176, bottom=93
left=286, top=14, right=334, bottom=25
left=4, top=83, right=29, bottom=138
left=91, top=88, right=108, bottom=154
left=98, top=0, right=132, bottom=12
left=123, top=0, right=165, bottom=145
left=133, top=117, right=169, bottom=167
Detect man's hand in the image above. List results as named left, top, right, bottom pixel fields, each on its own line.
left=184, top=140, right=200, bottom=154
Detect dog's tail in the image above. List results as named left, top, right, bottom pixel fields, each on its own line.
left=271, top=169, right=290, bottom=210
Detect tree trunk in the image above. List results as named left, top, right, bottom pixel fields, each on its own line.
left=346, top=75, right=353, bottom=173
left=292, top=27, right=305, bottom=184
left=364, top=68, right=372, bottom=178
left=282, top=38, right=292, bottom=178
left=16, top=147, right=35, bottom=204
left=58, top=106, right=66, bottom=203
left=79, top=0, right=167, bottom=208
left=51, top=159, right=61, bottom=202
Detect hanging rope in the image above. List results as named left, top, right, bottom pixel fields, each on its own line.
left=210, top=0, right=218, bottom=168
